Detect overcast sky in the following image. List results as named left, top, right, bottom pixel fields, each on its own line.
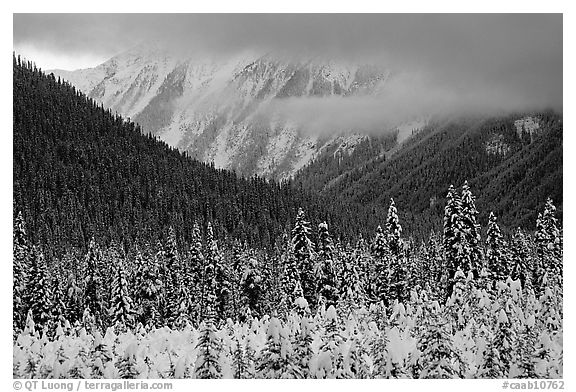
left=13, top=14, right=563, bottom=114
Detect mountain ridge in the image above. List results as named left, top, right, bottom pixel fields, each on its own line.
left=50, top=46, right=397, bottom=180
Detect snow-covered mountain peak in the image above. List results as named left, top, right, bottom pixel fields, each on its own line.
left=50, top=45, right=397, bottom=180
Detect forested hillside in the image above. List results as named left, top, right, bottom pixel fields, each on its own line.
left=294, top=113, right=562, bottom=236
left=13, top=55, right=386, bottom=252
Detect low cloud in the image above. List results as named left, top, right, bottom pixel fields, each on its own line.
left=259, top=70, right=559, bottom=135
left=14, top=14, right=562, bottom=124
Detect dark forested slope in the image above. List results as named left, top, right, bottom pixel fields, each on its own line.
left=295, top=113, right=562, bottom=235
left=13, top=56, right=386, bottom=251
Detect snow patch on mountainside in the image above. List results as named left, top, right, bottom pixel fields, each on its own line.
left=514, top=116, right=541, bottom=142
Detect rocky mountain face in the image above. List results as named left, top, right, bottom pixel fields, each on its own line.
left=52, top=46, right=398, bottom=180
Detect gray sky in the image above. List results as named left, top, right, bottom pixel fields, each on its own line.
left=13, top=14, right=563, bottom=113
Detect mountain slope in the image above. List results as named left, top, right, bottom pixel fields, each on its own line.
left=294, top=112, right=563, bottom=234
left=14, top=55, right=387, bottom=250
left=51, top=46, right=392, bottom=180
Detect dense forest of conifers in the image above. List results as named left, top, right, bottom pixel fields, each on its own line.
left=294, top=111, right=562, bottom=237
left=13, top=55, right=388, bottom=253
left=13, top=55, right=563, bottom=379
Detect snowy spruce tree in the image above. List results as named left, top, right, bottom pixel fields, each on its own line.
left=416, top=316, right=463, bottom=378
left=291, top=208, right=316, bottom=308
left=314, top=222, right=339, bottom=308
left=536, top=198, right=562, bottom=282
left=163, top=226, right=182, bottom=327
left=443, top=185, right=465, bottom=297
left=25, top=246, right=53, bottom=331
left=13, top=211, right=30, bottom=332
left=338, top=248, right=365, bottom=314
left=256, top=317, right=301, bottom=378
left=132, top=246, right=161, bottom=327
left=486, top=212, right=509, bottom=284
left=204, top=222, right=230, bottom=320
left=372, top=225, right=389, bottom=304
left=84, top=237, right=104, bottom=328
left=109, top=259, right=135, bottom=331
left=194, top=272, right=222, bottom=379
left=386, top=199, right=408, bottom=303
left=317, top=305, right=346, bottom=378
left=509, top=229, right=533, bottom=290
left=460, top=181, right=483, bottom=278
left=240, top=256, right=262, bottom=319
left=386, top=198, right=403, bottom=257
left=188, top=222, right=205, bottom=322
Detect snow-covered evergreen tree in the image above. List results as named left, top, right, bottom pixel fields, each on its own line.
left=338, top=247, right=365, bottom=314
left=536, top=198, right=562, bottom=282
left=486, top=212, right=509, bottom=284
left=132, top=247, right=161, bottom=327
left=25, top=246, right=53, bottom=331
left=386, top=199, right=403, bottom=257
left=256, top=317, right=301, bottom=378
left=316, top=305, right=346, bottom=378
left=109, top=259, right=135, bottom=331
left=372, top=225, right=389, bottom=304
left=163, top=226, right=182, bottom=327
left=84, top=237, right=104, bottom=328
left=204, top=222, right=229, bottom=320
left=116, top=343, right=139, bottom=378
left=240, top=256, right=262, bottom=318
left=417, top=316, right=462, bottom=378
left=509, top=229, right=532, bottom=290
left=291, top=208, right=316, bottom=308
left=188, top=222, right=205, bottom=322
left=460, top=181, right=483, bottom=277
left=194, top=271, right=222, bottom=379
left=314, top=222, right=339, bottom=308
left=443, top=185, right=465, bottom=297
left=13, top=211, right=29, bottom=332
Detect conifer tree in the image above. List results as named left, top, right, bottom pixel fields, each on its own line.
left=443, top=185, right=465, bottom=297
left=386, top=199, right=407, bottom=303
left=132, top=247, right=161, bottom=327
left=536, top=198, right=562, bottom=281
left=480, top=308, right=514, bottom=378
left=13, top=211, right=30, bottom=332
left=317, top=305, right=346, bottom=378
left=460, top=181, right=482, bottom=277
left=109, top=259, right=135, bottom=330
left=25, top=246, right=53, bottom=331
left=292, top=310, right=314, bottom=378
left=314, top=222, right=339, bottom=308
left=194, top=270, right=222, bottom=379
left=51, top=273, right=68, bottom=326
left=240, top=257, right=262, bottom=318
left=338, top=248, right=365, bottom=314
left=509, top=229, right=532, bottom=290
left=486, top=212, right=509, bottom=284
left=291, top=208, right=316, bottom=307
left=84, top=237, right=104, bottom=328
left=256, top=317, right=301, bottom=378
left=204, top=222, right=229, bottom=320
left=163, top=227, right=182, bottom=326
left=371, top=225, right=389, bottom=304
left=232, top=336, right=248, bottom=379
left=417, top=317, right=462, bottom=378
left=188, top=222, right=205, bottom=321
left=116, top=343, right=139, bottom=378
left=386, top=199, right=403, bottom=257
